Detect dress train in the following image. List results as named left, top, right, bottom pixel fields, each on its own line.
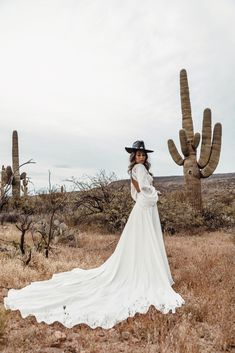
left=3, top=163, right=185, bottom=329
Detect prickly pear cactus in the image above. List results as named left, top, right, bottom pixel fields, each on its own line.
left=167, top=69, right=222, bottom=211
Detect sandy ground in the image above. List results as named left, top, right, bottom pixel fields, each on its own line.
left=0, top=224, right=234, bottom=353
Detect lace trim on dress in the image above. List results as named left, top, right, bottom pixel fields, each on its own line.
left=5, top=292, right=185, bottom=329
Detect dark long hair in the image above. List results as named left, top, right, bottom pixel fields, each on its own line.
left=127, top=150, right=153, bottom=176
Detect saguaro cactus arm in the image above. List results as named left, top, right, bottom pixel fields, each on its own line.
left=198, top=108, right=212, bottom=168
left=167, top=139, right=184, bottom=165
left=1, top=165, right=13, bottom=200
left=20, top=172, right=26, bottom=180
left=1, top=166, right=6, bottom=184
left=179, top=129, right=189, bottom=157
left=180, top=69, right=194, bottom=140
left=5, top=166, right=13, bottom=183
left=193, top=132, right=200, bottom=149
left=200, top=123, right=222, bottom=178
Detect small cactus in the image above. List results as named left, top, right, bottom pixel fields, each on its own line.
left=167, top=69, right=222, bottom=211
left=1, top=166, right=6, bottom=197
left=20, top=172, right=29, bottom=197
left=1, top=165, right=13, bottom=197
left=1, top=130, right=29, bottom=200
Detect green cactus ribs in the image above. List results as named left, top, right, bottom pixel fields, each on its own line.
left=167, top=69, right=222, bottom=212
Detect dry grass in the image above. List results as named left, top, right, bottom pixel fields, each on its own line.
left=0, top=224, right=234, bottom=353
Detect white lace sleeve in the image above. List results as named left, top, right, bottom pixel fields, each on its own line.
left=134, top=164, right=159, bottom=203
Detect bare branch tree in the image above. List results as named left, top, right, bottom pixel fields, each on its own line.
left=66, top=169, right=133, bottom=232
left=15, top=213, right=33, bottom=255
left=36, top=170, right=71, bottom=258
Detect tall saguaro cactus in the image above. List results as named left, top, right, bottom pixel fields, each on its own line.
left=12, top=130, right=21, bottom=199
left=167, top=69, right=222, bottom=211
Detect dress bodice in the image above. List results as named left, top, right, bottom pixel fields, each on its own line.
left=130, top=163, right=158, bottom=206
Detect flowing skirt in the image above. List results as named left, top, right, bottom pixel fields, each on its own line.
left=3, top=195, right=185, bottom=329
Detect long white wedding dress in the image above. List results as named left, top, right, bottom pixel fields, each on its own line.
left=3, top=163, right=185, bottom=329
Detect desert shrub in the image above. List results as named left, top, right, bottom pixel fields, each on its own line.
left=1, top=171, right=233, bottom=235
left=0, top=306, right=7, bottom=340
left=202, top=198, right=235, bottom=231
left=65, top=176, right=234, bottom=234
left=75, top=188, right=133, bottom=234
left=67, top=170, right=134, bottom=233
left=158, top=190, right=235, bottom=234
left=215, top=192, right=235, bottom=207
left=0, top=211, right=19, bottom=225
left=158, top=190, right=204, bottom=235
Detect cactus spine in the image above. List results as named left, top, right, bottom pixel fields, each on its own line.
left=167, top=69, right=222, bottom=211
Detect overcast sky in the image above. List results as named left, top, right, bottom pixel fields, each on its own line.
left=0, top=0, right=234, bottom=193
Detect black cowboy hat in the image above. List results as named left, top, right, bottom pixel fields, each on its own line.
left=125, top=140, right=154, bottom=153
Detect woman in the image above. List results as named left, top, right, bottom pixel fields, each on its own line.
left=3, top=140, right=185, bottom=329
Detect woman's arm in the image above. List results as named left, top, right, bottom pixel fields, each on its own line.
left=134, top=164, right=159, bottom=201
